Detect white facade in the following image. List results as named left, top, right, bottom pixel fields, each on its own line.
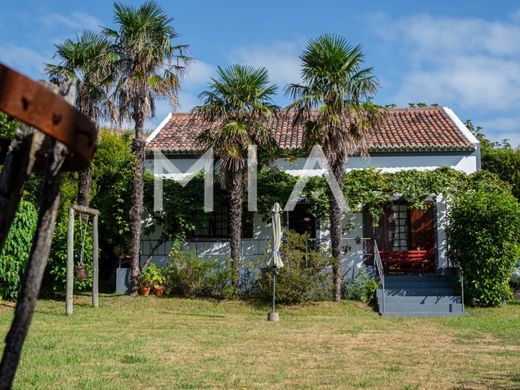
left=142, top=107, right=479, bottom=277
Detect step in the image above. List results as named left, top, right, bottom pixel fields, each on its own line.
left=377, top=295, right=462, bottom=305
left=378, top=287, right=455, bottom=296
left=384, top=280, right=454, bottom=289
left=378, top=302, right=464, bottom=314
left=381, top=311, right=464, bottom=317
left=384, top=275, right=456, bottom=283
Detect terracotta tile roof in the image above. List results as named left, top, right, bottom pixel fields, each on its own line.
left=146, top=107, right=475, bottom=154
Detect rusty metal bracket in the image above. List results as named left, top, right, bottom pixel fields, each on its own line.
left=0, top=63, right=97, bottom=170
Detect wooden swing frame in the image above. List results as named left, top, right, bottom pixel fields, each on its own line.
left=66, top=205, right=100, bottom=315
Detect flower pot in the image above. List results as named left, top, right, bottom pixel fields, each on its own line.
left=154, top=286, right=165, bottom=297
left=139, top=286, right=151, bottom=296
left=75, top=265, right=88, bottom=281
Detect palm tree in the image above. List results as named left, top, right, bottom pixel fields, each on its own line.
left=193, top=65, right=278, bottom=292
left=103, top=1, right=190, bottom=295
left=46, top=31, right=115, bottom=206
left=286, top=34, right=384, bottom=301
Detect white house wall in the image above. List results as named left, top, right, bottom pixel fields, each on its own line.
left=276, top=152, right=479, bottom=175
left=141, top=148, right=476, bottom=273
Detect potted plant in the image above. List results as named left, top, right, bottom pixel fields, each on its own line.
left=138, top=265, right=154, bottom=296
left=151, top=265, right=166, bottom=297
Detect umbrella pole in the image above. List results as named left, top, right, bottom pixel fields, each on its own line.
left=272, top=272, right=276, bottom=313
left=268, top=270, right=279, bottom=321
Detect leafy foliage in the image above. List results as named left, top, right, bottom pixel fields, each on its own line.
left=344, top=268, right=378, bottom=303
left=468, top=119, right=520, bottom=199
left=46, top=130, right=134, bottom=292
left=0, top=112, right=18, bottom=138
left=447, top=186, right=520, bottom=306
left=90, top=130, right=134, bottom=259
left=48, top=217, right=94, bottom=293
left=249, top=231, right=333, bottom=304
left=139, top=263, right=164, bottom=288
left=0, top=200, right=38, bottom=300
left=163, top=251, right=234, bottom=299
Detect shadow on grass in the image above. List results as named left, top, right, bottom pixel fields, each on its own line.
left=459, top=373, right=520, bottom=389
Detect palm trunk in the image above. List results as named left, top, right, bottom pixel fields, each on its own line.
left=228, top=168, right=244, bottom=294
left=128, top=108, right=146, bottom=296
left=329, top=161, right=345, bottom=302
left=77, top=166, right=92, bottom=206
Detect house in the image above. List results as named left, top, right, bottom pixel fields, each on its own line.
left=144, top=106, right=480, bottom=316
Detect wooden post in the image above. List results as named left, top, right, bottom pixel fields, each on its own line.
left=66, top=207, right=75, bottom=315
left=0, top=126, right=43, bottom=252
left=0, top=140, right=68, bottom=389
left=0, top=80, right=74, bottom=390
left=92, top=214, right=99, bottom=308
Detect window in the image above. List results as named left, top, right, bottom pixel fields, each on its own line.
left=191, top=202, right=254, bottom=239
left=192, top=203, right=229, bottom=238
left=391, top=204, right=409, bottom=251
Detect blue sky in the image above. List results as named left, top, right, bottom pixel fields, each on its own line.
left=1, top=1, right=519, bottom=144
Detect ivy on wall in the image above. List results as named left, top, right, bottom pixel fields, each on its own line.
left=144, top=166, right=511, bottom=241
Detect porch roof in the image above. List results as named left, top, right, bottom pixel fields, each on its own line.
left=146, top=107, right=476, bottom=154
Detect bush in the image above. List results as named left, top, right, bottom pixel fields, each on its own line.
left=249, top=231, right=333, bottom=304
left=164, top=250, right=234, bottom=299
left=447, top=187, right=520, bottom=306
left=344, top=269, right=378, bottom=303
left=0, top=200, right=38, bottom=300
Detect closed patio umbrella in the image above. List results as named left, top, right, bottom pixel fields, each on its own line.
left=268, top=203, right=283, bottom=321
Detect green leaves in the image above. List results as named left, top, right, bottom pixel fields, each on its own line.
left=447, top=187, right=520, bottom=306
left=193, top=64, right=279, bottom=175
left=0, top=200, right=38, bottom=300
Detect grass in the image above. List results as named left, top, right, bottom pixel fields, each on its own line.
left=1, top=296, right=519, bottom=389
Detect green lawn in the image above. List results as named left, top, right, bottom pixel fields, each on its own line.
left=1, top=296, right=519, bottom=389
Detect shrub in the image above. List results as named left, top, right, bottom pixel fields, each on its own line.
left=164, top=250, right=234, bottom=299
left=447, top=187, right=520, bottom=306
left=344, top=269, right=378, bottom=303
left=0, top=200, right=38, bottom=300
left=249, top=231, right=333, bottom=304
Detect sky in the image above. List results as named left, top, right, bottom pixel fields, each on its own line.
left=1, top=1, right=519, bottom=144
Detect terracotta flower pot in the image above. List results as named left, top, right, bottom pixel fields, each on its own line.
left=139, top=286, right=151, bottom=296
left=154, top=286, right=165, bottom=297
left=75, top=265, right=88, bottom=281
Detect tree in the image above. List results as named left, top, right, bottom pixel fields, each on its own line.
left=193, top=65, right=278, bottom=292
left=286, top=34, right=384, bottom=301
left=46, top=31, right=116, bottom=206
left=104, top=1, right=190, bottom=295
left=467, top=120, right=520, bottom=199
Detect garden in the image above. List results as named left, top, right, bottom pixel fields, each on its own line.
left=1, top=1, right=520, bottom=388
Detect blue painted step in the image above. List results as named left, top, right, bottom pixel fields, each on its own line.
left=376, top=273, right=464, bottom=317
left=379, top=287, right=455, bottom=296
left=379, top=295, right=462, bottom=305
left=379, top=302, right=463, bottom=313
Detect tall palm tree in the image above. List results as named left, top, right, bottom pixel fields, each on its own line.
left=46, top=31, right=115, bottom=206
left=286, top=34, right=384, bottom=301
left=103, top=1, right=190, bottom=295
left=193, top=65, right=278, bottom=292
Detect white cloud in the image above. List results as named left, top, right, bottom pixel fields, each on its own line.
left=374, top=14, right=520, bottom=114
left=39, top=11, right=102, bottom=32
left=182, top=60, right=214, bottom=88
left=229, top=42, right=302, bottom=88
left=0, top=44, right=48, bottom=76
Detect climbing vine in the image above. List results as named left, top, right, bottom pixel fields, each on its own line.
left=144, top=166, right=511, bottom=241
